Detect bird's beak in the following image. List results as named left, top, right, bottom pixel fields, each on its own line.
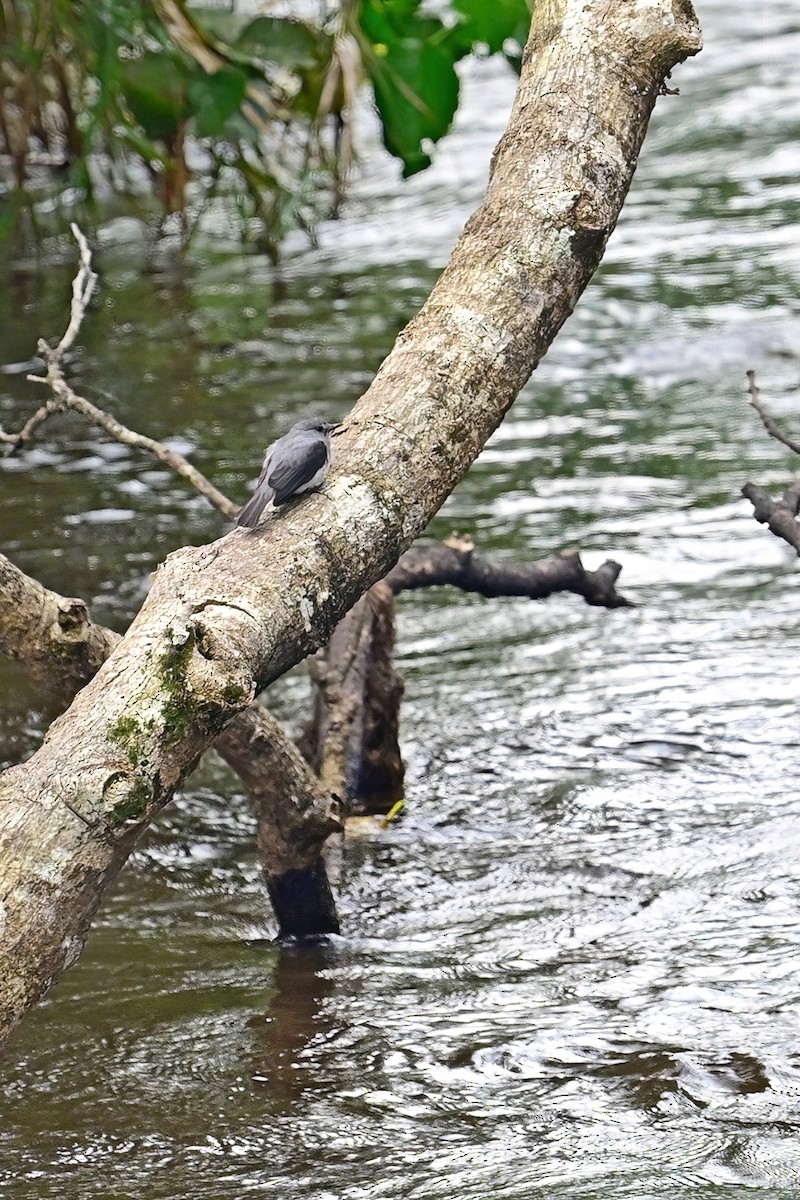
left=330, top=422, right=345, bottom=436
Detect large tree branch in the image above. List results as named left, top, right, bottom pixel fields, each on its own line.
left=0, top=553, right=118, bottom=698
left=0, top=0, right=702, bottom=1045
left=0, top=552, right=341, bottom=938
left=0, top=225, right=337, bottom=938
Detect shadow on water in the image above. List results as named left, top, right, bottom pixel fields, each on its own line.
left=2, top=0, right=800, bottom=1196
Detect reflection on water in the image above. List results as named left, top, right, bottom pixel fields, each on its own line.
left=2, top=0, right=800, bottom=1196
left=248, top=944, right=337, bottom=1105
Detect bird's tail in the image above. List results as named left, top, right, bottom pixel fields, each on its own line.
left=235, top=488, right=275, bottom=530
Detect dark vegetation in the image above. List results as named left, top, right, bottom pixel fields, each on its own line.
left=0, top=0, right=532, bottom=256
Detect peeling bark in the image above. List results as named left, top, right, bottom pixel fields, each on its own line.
left=0, top=0, right=702, bottom=1046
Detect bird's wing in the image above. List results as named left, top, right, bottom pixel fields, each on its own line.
left=266, top=438, right=327, bottom=506
left=254, top=446, right=275, bottom=489
left=235, top=447, right=275, bottom=528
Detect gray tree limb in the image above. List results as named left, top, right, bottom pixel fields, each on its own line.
left=0, top=0, right=702, bottom=1047
left=741, top=482, right=800, bottom=555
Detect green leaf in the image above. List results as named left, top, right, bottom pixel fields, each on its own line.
left=121, top=53, right=190, bottom=141
left=188, top=66, right=248, bottom=137
left=184, top=7, right=249, bottom=45
left=358, top=0, right=423, bottom=46
left=367, top=31, right=460, bottom=175
left=235, top=16, right=325, bottom=70
left=451, top=0, right=532, bottom=55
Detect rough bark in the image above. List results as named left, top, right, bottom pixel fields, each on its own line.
left=352, top=583, right=405, bottom=813
left=742, top=482, right=800, bottom=555
left=300, top=583, right=405, bottom=815
left=0, top=553, right=118, bottom=700
left=0, top=0, right=702, bottom=1046
left=220, top=705, right=341, bottom=939
left=0, top=553, right=341, bottom=937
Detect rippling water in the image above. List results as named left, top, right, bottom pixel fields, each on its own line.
left=2, top=1, right=800, bottom=1195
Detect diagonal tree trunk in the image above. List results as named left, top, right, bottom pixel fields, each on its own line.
left=0, top=0, right=702, bottom=1048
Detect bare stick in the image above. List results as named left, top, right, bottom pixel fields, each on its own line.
left=26, top=365, right=238, bottom=518
left=0, top=226, right=238, bottom=520
left=742, top=482, right=800, bottom=555
left=385, top=535, right=633, bottom=609
left=57, top=223, right=98, bottom=359
left=747, top=370, right=800, bottom=457
left=0, top=395, right=64, bottom=448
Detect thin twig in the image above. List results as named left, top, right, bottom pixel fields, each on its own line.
left=56, top=223, right=98, bottom=359
left=0, top=395, right=64, bottom=447
left=747, top=369, right=800, bottom=457
left=0, top=225, right=238, bottom=519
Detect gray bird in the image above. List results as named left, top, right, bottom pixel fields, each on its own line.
left=236, top=418, right=339, bottom=529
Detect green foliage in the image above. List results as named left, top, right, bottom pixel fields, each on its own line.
left=235, top=16, right=324, bottom=70
left=352, top=0, right=532, bottom=175
left=122, top=53, right=191, bottom=142
left=451, top=0, right=532, bottom=57
left=0, top=0, right=533, bottom=251
left=188, top=66, right=248, bottom=138
left=357, top=0, right=461, bottom=177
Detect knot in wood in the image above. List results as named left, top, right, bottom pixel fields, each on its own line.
left=56, top=597, right=90, bottom=635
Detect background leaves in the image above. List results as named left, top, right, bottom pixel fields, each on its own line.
left=0, top=0, right=533, bottom=249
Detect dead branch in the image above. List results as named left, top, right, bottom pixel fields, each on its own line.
left=386, top=535, right=633, bottom=608
left=741, top=481, right=800, bottom=555
left=302, top=538, right=631, bottom=818
left=56, top=223, right=98, bottom=358
left=23, top=370, right=237, bottom=518
left=299, top=584, right=404, bottom=815
left=742, top=371, right=800, bottom=555
left=747, top=370, right=800, bottom=458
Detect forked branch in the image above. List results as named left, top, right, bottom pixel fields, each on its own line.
left=0, top=226, right=237, bottom=519
left=742, top=370, right=800, bottom=556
